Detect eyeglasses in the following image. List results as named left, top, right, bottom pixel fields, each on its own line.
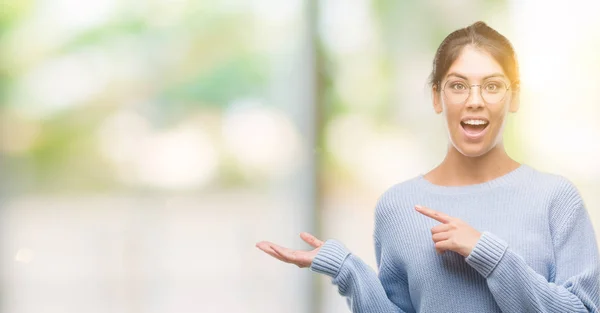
left=442, top=78, right=513, bottom=105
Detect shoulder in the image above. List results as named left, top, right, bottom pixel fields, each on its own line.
left=373, top=176, right=423, bottom=220
left=522, top=164, right=583, bottom=205
left=372, top=177, right=423, bottom=239
left=523, top=165, right=586, bottom=228
left=376, top=176, right=422, bottom=206
left=547, top=174, right=586, bottom=227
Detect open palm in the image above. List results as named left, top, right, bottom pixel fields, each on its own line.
left=255, top=232, right=324, bottom=268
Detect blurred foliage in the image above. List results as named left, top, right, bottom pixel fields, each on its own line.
left=0, top=2, right=272, bottom=192
left=28, top=107, right=116, bottom=192
left=0, top=1, right=32, bottom=35
left=0, top=0, right=527, bottom=194
left=162, top=54, right=267, bottom=108
left=0, top=1, right=33, bottom=107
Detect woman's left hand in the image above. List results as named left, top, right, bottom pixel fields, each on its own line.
left=415, top=205, right=482, bottom=257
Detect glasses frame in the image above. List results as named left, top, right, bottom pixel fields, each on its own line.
left=441, top=79, right=515, bottom=105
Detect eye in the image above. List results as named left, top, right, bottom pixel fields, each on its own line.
left=450, top=82, right=468, bottom=91
left=484, top=81, right=503, bottom=92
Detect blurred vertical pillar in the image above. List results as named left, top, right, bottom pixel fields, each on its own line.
left=279, top=0, right=324, bottom=311
left=307, top=1, right=325, bottom=312
left=296, top=0, right=323, bottom=312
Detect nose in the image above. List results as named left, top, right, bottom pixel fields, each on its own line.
left=466, top=85, right=484, bottom=109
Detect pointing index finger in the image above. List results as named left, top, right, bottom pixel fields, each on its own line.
left=415, top=205, right=452, bottom=223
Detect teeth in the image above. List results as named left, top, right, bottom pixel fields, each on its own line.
left=463, top=119, right=487, bottom=125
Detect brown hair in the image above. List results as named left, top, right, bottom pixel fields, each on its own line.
left=429, top=21, right=520, bottom=92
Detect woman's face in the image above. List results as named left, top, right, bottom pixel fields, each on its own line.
left=433, top=45, right=519, bottom=158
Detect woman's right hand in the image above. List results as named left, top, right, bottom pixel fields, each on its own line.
left=255, top=232, right=324, bottom=268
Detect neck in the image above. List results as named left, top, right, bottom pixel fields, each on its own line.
left=426, top=143, right=521, bottom=186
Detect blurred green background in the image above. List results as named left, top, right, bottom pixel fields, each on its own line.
left=1, top=0, right=599, bottom=312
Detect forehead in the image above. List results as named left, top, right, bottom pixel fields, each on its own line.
left=446, top=45, right=506, bottom=80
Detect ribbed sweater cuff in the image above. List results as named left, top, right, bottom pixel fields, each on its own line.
left=309, top=239, right=351, bottom=278
left=465, top=231, right=508, bottom=278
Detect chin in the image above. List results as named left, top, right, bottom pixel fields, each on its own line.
left=452, top=141, right=496, bottom=158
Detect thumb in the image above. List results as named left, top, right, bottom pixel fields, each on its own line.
left=300, top=232, right=324, bottom=248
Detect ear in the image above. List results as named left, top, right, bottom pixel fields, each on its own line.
left=509, top=90, right=520, bottom=113
left=432, top=86, right=443, bottom=114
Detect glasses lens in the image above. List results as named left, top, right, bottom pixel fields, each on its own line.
left=481, top=80, right=507, bottom=104
left=443, top=79, right=508, bottom=104
left=443, top=80, right=469, bottom=104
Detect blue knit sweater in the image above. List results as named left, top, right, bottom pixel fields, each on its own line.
left=310, top=164, right=600, bottom=312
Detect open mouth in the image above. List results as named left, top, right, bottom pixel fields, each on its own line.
left=460, top=119, right=489, bottom=137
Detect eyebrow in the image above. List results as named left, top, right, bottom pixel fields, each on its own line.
left=446, top=72, right=506, bottom=80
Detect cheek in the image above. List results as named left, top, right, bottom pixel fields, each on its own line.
left=494, top=103, right=510, bottom=122
left=488, top=105, right=509, bottom=135
left=443, top=104, right=462, bottom=127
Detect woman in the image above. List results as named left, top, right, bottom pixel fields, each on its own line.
left=255, top=21, right=600, bottom=312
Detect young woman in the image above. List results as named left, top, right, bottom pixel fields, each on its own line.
left=256, top=21, right=600, bottom=312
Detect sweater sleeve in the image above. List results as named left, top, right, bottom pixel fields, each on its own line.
left=309, top=236, right=411, bottom=313
left=465, top=182, right=600, bottom=312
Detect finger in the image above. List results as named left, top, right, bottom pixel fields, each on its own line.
left=415, top=205, right=452, bottom=223
left=432, top=232, right=451, bottom=242
left=436, top=248, right=446, bottom=255
left=256, top=242, right=287, bottom=262
left=255, top=241, right=280, bottom=256
left=300, top=232, right=324, bottom=248
left=265, top=248, right=288, bottom=262
left=435, top=239, right=454, bottom=251
left=270, top=244, right=298, bottom=263
left=256, top=241, right=276, bottom=253
left=431, top=223, right=452, bottom=234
